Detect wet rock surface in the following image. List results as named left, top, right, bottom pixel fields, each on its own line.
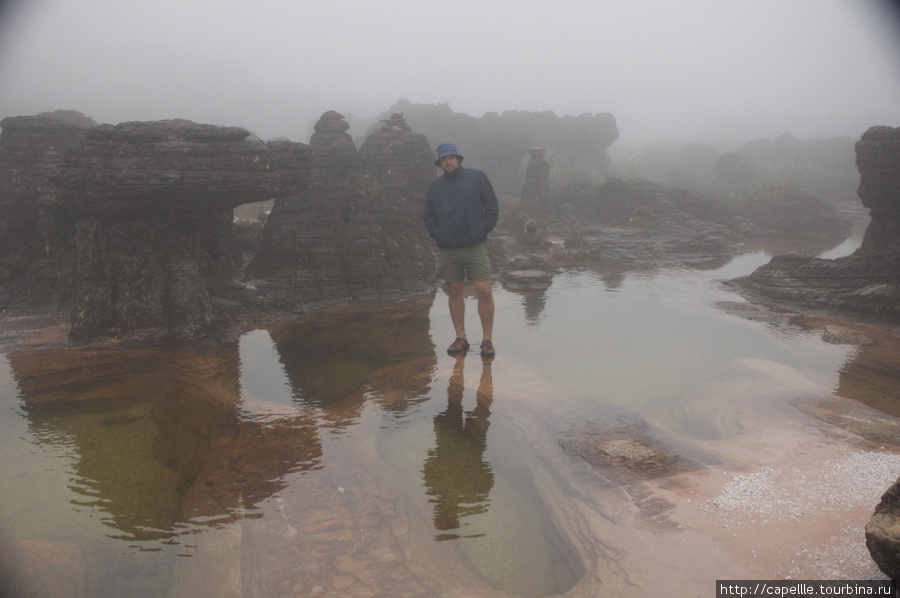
left=559, top=417, right=708, bottom=531
left=515, top=175, right=851, bottom=275
left=499, top=254, right=559, bottom=292
left=726, top=251, right=900, bottom=324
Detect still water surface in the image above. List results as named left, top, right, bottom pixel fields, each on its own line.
left=0, top=235, right=876, bottom=596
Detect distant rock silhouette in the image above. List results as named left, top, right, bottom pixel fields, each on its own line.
left=374, top=100, right=619, bottom=196
left=521, top=148, right=551, bottom=210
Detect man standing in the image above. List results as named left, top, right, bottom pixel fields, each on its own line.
left=423, top=143, right=499, bottom=357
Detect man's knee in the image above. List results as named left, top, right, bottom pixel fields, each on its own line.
left=472, top=280, right=493, bottom=301
left=446, top=281, right=465, bottom=298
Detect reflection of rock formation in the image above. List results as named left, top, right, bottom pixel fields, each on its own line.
left=728, top=126, right=900, bottom=325
left=266, top=300, right=436, bottom=425
left=422, top=356, right=494, bottom=540
left=7, top=344, right=322, bottom=539
left=500, top=255, right=558, bottom=323
left=252, top=111, right=435, bottom=309
left=181, top=410, right=322, bottom=524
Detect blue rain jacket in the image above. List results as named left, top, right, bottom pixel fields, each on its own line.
left=423, top=166, right=499, bottom=248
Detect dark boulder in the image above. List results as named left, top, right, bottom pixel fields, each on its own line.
left=866, top=476, right=900, bottom=580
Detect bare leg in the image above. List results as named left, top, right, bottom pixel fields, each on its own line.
left=446, top=281, right=466, bottom=340
left=471, top=279, right=494, bottom=342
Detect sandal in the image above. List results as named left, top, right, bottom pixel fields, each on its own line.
left=447, top=337, right=470, bottom=355
left=479, top=340, right=495, bottom=357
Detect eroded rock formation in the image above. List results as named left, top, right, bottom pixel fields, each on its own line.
left=0, top=107, right=874, bottom=343
left=856, top=126, right=900, bottom=254
left=0, top=110, right=95, bottom=299
left=0, top=115, right=312, bottom=342
left=728, top=126, right=900, bottom=325
left=250, top=111, right=435, bottom=309
left=1, top=110, right=440, bottom=342
left=53, top=119, right=299, bottom=341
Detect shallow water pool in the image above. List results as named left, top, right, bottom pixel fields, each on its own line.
left=1, top=235, right=889, bottom=596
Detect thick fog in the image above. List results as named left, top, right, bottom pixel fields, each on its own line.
left=1, top=0, right=899, bottom=150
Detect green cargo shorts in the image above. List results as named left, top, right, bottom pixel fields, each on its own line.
left=434, top=243, right=492, bottom=283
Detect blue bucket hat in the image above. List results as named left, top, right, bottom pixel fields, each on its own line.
left=434, top=142, right=463, bottom=166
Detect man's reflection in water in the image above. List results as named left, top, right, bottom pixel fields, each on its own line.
left=422, top=355, right=495, bottom=541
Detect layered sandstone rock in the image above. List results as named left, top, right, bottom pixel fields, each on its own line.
left=251, top=111, right=435, bottom=309
left=53, top=119, right=300, bottom=341
left=0, top=110, right=95, bottom=296
left=728, top=126, right=900, bottom=325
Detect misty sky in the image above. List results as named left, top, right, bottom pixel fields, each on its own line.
left=1, top=0, right=899, bottom=151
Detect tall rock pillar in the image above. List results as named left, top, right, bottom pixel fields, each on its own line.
left=855, top=126, right=900, bottom=255
left=253, top=111, right=435, bottom=308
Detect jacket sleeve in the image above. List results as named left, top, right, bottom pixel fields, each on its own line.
left=423, top=184, right=440, bottom=242
left=481, top=172, right=499, bottom=234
